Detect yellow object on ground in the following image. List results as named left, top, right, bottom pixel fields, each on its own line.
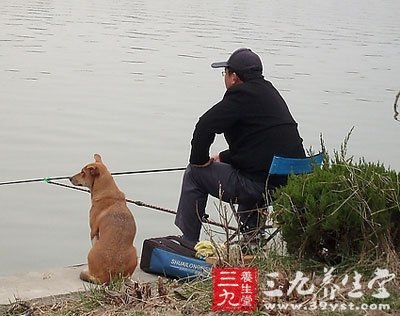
left=194, top=240, right=215, bottom=258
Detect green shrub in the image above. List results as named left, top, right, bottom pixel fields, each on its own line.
left=273, top=143, right=400, bottom=264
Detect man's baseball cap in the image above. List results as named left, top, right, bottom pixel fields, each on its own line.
left=211, top=48, right=263, bottom=75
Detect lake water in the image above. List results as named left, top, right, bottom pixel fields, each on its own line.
left=0, top=0, right=399, bottom=276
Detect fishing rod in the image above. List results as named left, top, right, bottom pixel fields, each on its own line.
left=47, top=180, right=238, bottom=232
left=0, top=167, right=186, bottom=186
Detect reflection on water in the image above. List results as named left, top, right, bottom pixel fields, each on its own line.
left=0, top=0, right=399, bottom=276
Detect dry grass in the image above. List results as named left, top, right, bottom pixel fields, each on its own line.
left=2, top=254, right=398, bottom=316
left=1, top=277, right=203, bottom=316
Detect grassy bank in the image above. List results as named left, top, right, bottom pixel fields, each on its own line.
left=2, top=246, right=399, bottom=315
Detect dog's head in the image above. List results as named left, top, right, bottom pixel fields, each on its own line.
left=69, top=154, right=109, bottom=189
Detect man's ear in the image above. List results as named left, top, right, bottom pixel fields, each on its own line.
left=233, top=73, right=242, bottom=84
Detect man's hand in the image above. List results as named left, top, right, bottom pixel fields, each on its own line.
left=211, top=153, right=221, bottom=162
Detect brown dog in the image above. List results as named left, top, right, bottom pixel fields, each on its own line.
left=70, top=154, right=137, bottom=284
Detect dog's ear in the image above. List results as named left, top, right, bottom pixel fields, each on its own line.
left=88, top=166, right=100, bottom=177
left=94, top=154, right=102, bottom=163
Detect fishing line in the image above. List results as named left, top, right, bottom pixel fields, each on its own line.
left=46, top=180, right=237, bottom=231
left=0, top=167, right=186, bottom=186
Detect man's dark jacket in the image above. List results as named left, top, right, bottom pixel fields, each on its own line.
left=189, top=77, right=305, bottom=184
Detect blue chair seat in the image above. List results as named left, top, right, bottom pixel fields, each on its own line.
left=268, top=152, right=324, bottom=176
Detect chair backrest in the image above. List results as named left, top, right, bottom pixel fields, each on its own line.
left=268, top=152, right=324, bottom=175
